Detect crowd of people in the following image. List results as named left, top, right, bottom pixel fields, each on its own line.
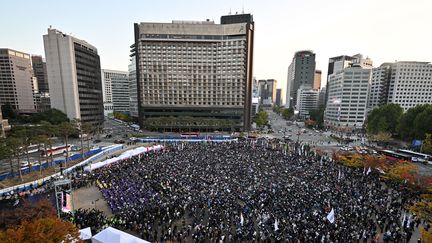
left=87, top=140, right=423, bottom=242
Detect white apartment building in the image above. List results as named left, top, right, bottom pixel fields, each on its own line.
left=296, top=86, right=319, bottom=119
left=324, top=65, right=372, bottom=129
left=387, top=62, right=432, bottom=111
left=101, top=69, right=129, bottom=116
left=44, top=28, right=104, bottom=126
left=368, top=63, right=392, bottom=110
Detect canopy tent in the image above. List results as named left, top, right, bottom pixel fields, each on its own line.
left=79, top=227, right=92, bottom=240
left=92, top=227, right=150, bottom=243
left=89, top=145, right=164, bottom=171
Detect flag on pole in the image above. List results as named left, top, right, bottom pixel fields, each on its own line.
left=326, top=208, right=335, bottom=223
left=363, top=167, right=366, bottom=175
left=240, top=213, right=244, bottom=226
left=366, top=167, right=371, bottom=175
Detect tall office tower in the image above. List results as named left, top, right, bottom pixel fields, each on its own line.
left=318, top=87, right=327, bottom=107
left=314, top=70, right=321, bottom=90
left=0, top=49, right=36, bottom=113
left=285, top=50, right=316, bottom=108
left=133, top=13, right=254, bottom=131
left=324, top=54, right=372, bottom=106
left=296, top=86, right=319, bottom=119
left=275, top=88, right=282, bottom=107
left=324, top=64, right=372, bottom=130
left=102, top=69, right=129, bottom=116
left=368, top=63, right=392, bottom=110
left=31, top=55, right=49, bottom=93
left=44, top=28, right=104, bottom=126
left=386, top=62, right=432, bottom=111
left=128, top=58, right=138, bottom=118
left=258, top=79, right=277, bottom=106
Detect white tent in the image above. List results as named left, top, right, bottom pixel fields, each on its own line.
left=79, top=227, right=92, bottom=240
left=92, top=227, right=150, bottom=243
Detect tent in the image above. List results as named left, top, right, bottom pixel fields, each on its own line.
left=92, top=227, right=150, bottom=243
left=79, top=227, right=92, bottom=240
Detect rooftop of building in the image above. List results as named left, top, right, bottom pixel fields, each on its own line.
left=45, top=28, right=98, bottom=52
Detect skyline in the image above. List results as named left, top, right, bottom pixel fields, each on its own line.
left=2, top=0, right=432, bottom=102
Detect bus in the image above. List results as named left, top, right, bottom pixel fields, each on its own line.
left=180, top=132, right=200, bottom=138
left=379, top=149, right=412, bottom=161
left=41, top=145, right=72, bottom=157
left=397, top=149, right=431, bottom=163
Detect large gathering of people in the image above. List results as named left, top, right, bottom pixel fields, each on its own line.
left=88, top=140, right=423, bottom=242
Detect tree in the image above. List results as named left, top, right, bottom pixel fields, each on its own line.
left=31, top=108, right=69, bottom=125
left=40, top=121, right=57, bottom=167
left=367, top=104, right=403, bottom=135
left=397, top=104, right=431, bottom=140
left=57, top=121, right=77, bottom=172
left=255, top=111, right=269, bottom=128
left=309, top=106, right=325, bottom=128
left=12, top=126, right=35, bottom=172
left=6, top=137, right=23, bottom=181
left=0, top=217, right=82, bottom=243
left=0, top=199, right=56, bottom=229
left=413, top=105, right=432, bottom=140
left=422, top=133, right=432, bottom=154
left=282, top=108, right=294, bottom=120
left=81, top=122, right=94, bottom=156
left=31, top=134, right=50, bottom=175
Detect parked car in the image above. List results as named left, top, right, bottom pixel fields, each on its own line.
left=93, top=139, right=102, bottom=144
left=114, top=139, right=125, bottom=144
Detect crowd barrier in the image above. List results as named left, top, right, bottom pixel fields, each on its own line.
left=0, top=149, right=104, bottom=182
left=0, top=144, right=125, bottom=197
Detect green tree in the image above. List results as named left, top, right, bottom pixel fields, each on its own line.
left=6, top=137, right=23, bottom=180
left=57, top=122, right=77, bottom=172
left=309, top=106, right=325, bottom=128
left=397, top=104, right=431, bottom=140
left=413, top=106, right=432, bottom=140
left=422, top=133, right=432, bottom=154
left=367, top=104, right=403, bottom=135
left=255, top=111, right=269, bottom=127
left=282, top=108, right=294, bottom=120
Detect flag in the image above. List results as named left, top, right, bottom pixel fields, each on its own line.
left=366, top=167, right=371, bottom=175
left=274, top=218, right=279, bottom=232
left=338, top=170, right=341, bottom=181
left=363, top=167, right=366, bottom=174
left=326, top=208, right=335, bottom=223
left=240, top=213, right=244, bottom=226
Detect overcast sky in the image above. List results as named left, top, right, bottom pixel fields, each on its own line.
left=2, top=0, right=431, bottom=102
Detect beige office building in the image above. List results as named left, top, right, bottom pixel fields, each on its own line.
left=0, top=49, right=36, bottom=113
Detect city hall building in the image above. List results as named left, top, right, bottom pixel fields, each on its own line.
left=132, top=14, right=254, bottom=131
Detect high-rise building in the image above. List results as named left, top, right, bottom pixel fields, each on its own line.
left=318, top=87, right=327, bottom=107
left=31, top=55, right=49, bottom=93
left=286, top=50, right=316, bottom=108
left=296, top=86, right=319, bottom=119
left=324, top=54, right=372, bottom=106
left=133, top=14, right=254, bottom=131
left=386, top=62, right=432, bottom=111
left=102, top=69, right=129, bottom=116
left=0, top=48, right=36, bottom=113
left=251, top=78, right=260, bottom=114
left=128, top=58, right=138, bottom=118
left=324, top=64, right=372, bottom=130
left=314, top=70, right=321, bottom=90
left=368, top=63, right=392, bottom=110
left=43, top=28, right=104, bottom=126
left=258, top=79, right=277, bottom=106
left=275, top=88, right=282, bottom=107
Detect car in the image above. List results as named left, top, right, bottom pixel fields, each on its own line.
left=105, top=134, right=112, bottom=138
left=93, top=139, right=102, bottom=144
left=114, top=139, right=125, bottom=144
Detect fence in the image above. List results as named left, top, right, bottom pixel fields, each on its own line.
left=0, top=144, right=125, bottom=197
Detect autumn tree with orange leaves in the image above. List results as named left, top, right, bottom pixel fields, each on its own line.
left=0, top=198, right=81, bottom=242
